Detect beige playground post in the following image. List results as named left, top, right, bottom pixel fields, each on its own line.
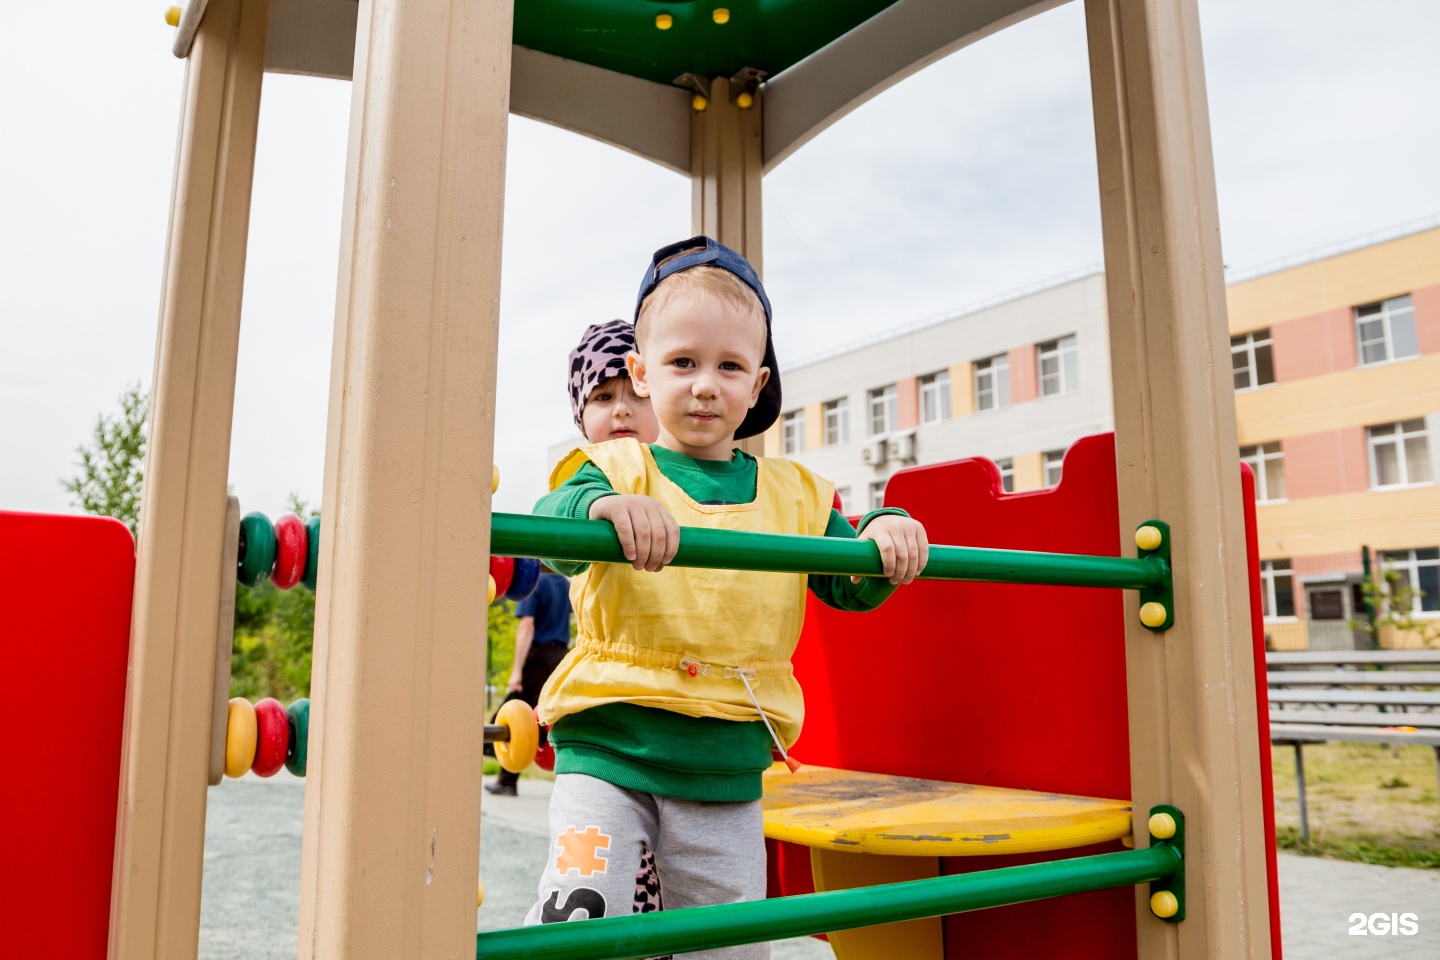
left=109, top=0, right=270, bottom=957
left=296, top=0, right=514, bottom=956
left=691, top=74, right=765, bottom=457
left=1085, top=0, right=1272, bottom=956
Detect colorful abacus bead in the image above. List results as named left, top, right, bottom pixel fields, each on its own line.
left=494, top=699, right=539, bottom=774
left=489, top=555, right=514, bottom=599
left=534, top=737, right=555, bottom=773
left=285, top=699, right=310, bottom=777
left=224, top=698, right=258, bottom=778
left=505, top=557, right=542, bottom=602
left=271, top=514, right=307, bottom=590
left=237, top=512, right=278, bottom=588
left=251, top=698, right=289, bottom=777
left=302, top=515, right=321, bottom=591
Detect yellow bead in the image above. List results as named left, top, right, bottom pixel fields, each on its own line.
left=225, top=698, right=258, bottom=778
left=736, top=91, right=754, bottom=109
left=488, top=574, right=496, bottom=605
left=1135, top=525, right=1162, bottom=551
left=495, top=698, right=539, bottom=773
left=1148, top=812, right=1177, bottom=839
left=165, top=6, right=181, bottom=27
left=491, top=463, right=499, bottom=494
left=1139, top=601, right=1168, bottom=628
left=1150, top=890, right=1179, bottom=919
left=477, top=877, right=485, bottom=907
left=692, top=94, right=709, bottom=112
left=655, top=13, right=673, bottom=30
left=1120, top=834, right=1134, bottom=849
left=713, top=7, right=730, bottom=24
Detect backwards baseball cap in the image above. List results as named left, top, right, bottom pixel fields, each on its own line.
left=633, top=236, right=780, bottom=440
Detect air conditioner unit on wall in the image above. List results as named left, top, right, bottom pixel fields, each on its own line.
left=887, top=431, right=917, bottom=464
left=862, top=439, right=887, bottom=465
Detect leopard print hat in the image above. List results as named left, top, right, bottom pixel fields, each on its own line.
left=568, top=319, right=637, bottom=429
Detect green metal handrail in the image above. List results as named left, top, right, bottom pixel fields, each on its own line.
left=474, top=844, right=1181, bottom=960
left=489, top=513, right=1168, bottom=591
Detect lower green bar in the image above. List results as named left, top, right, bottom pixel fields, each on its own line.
left=489, top=513, right=1166, bottom=591
left=475, top=845, right=1180, bottom=960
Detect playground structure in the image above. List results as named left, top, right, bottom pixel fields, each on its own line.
left=0, top=0, right=1280, bottom=958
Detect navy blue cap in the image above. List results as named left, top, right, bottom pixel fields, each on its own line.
left=633, top=236, right=780, bottom=440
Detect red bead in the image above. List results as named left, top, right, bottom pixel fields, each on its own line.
left=686, top=663, right=698, bottom=677
left=832, top=489, right=844, bottom=512
left=271, top=514, right=308, bottom=590
left=489, top=555, right=514, bottom=599
left=251, top=698, right=289, bottom=777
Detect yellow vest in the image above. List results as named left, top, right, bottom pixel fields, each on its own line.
left=536, top=440, right=834, bottom=748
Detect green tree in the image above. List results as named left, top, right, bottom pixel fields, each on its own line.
left=487, top=600, right=518, bottom=707
left=62, top=383, right=148, bottom=536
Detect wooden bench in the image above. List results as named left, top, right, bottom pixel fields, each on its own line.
left=1266, top=651, right=1440, bottom=839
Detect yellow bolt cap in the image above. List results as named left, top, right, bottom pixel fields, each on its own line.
left=491, top=463, right=499, bottom=494
left=488, top=574, right=496, bottom=605
left=1120, top=834, right=1134, bottom=849
left=165, top=5, right=181, bottom=27
left=713, top=7, right=730, bottom=24
left=1135, top=525, right=1162, bottom=551
left=1148, top=812, right=1177, bottom=839
left=1150, top=890, right=1179, bottom=919
left=692, top=94, right=709, bottom=111
left=655, top=13, right=673, bottom=30
left=1139, top=601, right=1167, bottom=628
left=736, top=91, right=754, bottom=109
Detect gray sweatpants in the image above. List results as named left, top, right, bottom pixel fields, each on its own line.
left=524, top=773, right=769, bottom=960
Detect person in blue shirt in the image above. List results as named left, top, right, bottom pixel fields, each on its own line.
left=487, top=571, right=573, bottom=796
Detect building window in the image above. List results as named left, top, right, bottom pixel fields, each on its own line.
left=1043, top=449, right=1065, bottom=488
left=1231, top=329, right=1275, bottom=391
left=1368, top=419, right=1432, bottom=488
left=835, top=486, right=851, bottom=515
left=1355, top=294, right=1418, bottom=366
left=1239, top=441, right=1286, bottom=502
left=1260, top=559, right=1296, bottom=619
left=823, top=398, right=849, bottom=446
left=996, top=458, right=1014, bottom=493
left=974, top=354, right=1011, bottom=411
left=781, top=410, right=804, bottom=455
left=919, top=370, right=951, bottom=424
left=867, top=384, right=898, bottom=436
left=1037, top=335, right=1079, bottom=397
left=1379, top=548, right=1440, bottom=614
left=869, top=480, right=886, bottom=511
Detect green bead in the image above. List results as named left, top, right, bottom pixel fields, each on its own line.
left=237, top=512, right=277, bottom=588
left=285, top=698, right=310, bottom=777
left=302, top=515, right=322, bottom=591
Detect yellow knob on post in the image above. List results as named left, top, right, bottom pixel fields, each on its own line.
left=1148, top=812, right=1177, bottom=839
left=692, top=94, right=709, bottom=112
left=1135, top=525, right=1162, bottom=551
left=655, top=13, right=673, bottom=29
left=491, top=463, right=499, bottom=494
left=1150, top=890, right=1179, bottom=919
left=1139, top=601, right=1168, bottom=628
left=736, top=91, right=754, bottom=109
left=165, top=6, right=181, bottom=27
left=713, top=7, right=730, bottom=23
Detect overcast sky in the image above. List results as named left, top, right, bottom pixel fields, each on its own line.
left=2, top=0, right=1437, bottom=520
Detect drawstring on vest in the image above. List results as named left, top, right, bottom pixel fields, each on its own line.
left=675, top=657, right=803, bottom=773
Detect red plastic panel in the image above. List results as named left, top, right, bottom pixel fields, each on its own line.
left=0, top=512, right=134, bottom=959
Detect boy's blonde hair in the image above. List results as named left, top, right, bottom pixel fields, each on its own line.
left=635, top=257, right=766, bottom=351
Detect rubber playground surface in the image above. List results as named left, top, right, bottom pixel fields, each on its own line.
left=200, top=774, right=1440, bottom=959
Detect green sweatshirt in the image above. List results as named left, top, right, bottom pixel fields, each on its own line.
left=535, top=444, right=906, bottom=802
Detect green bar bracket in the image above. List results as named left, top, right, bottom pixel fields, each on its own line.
left=1134, top=520, right=1174, bottom=632
left=1147, top=804, right=1186, bottom=923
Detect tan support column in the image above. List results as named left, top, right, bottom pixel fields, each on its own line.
left=692, top=75, right=766, bottom=453
left=1085, top=0, right=1271, bottom=957
left=109, top=1, right=269, bottom=956
left=296, top=0, right=513, bottom=957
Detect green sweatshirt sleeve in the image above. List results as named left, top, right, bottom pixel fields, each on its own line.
left=532, top=461, right=617, bottom=576
left=807, top=507, right=912, bottom=612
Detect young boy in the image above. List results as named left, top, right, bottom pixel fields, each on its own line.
left=525, top=238, right=928, bottom=957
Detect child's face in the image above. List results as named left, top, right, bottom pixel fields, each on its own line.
left=628, top=291, right=769, bottom=461
left=581, top=375, right=658, bottom=444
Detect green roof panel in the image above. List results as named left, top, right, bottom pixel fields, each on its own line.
left=514, top=0, right=903, bottom=86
